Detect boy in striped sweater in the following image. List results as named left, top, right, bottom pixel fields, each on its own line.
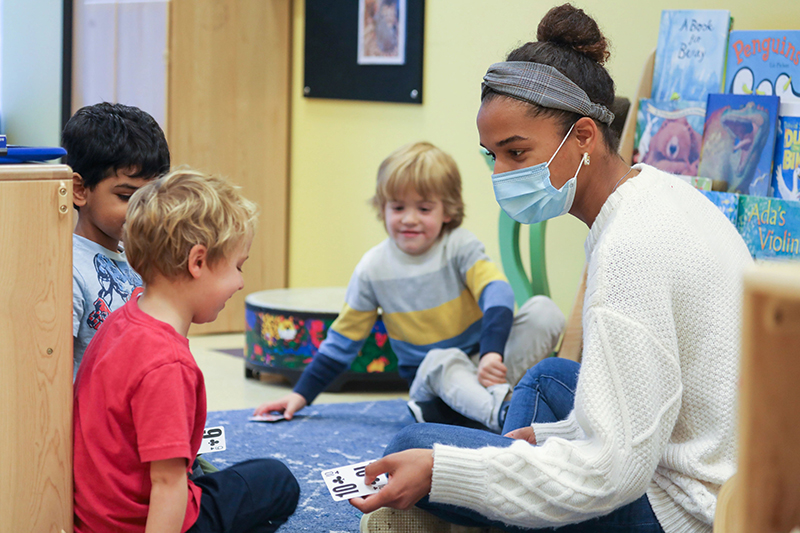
left=255, top=142, right=564, bottom=432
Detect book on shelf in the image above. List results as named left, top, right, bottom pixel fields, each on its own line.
left=634, top=98, right=706, bottom=175
left=725, top=30, right=800, bottom=104
left=651, top=10, right=731, bottom=102
left=692, top=191, right=800, bottom=262
left=738, top=195, right=800, bottom=261
left=699, top=190, right=739, bottom=225
left=677, top=175, right=712, bottom=190
left=697, top=93, right=780, bottom=196
left=771, top=103, right=800, bottom=201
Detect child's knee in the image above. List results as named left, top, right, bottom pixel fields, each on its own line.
left=238, top=458, right=300, bottom=512
left=518, top=295, right=565, bottom=332
left=267, top=459, right=299, bottom=498
left=422, top=347, right=470, bottom=367
left=265, top=459, right=300, bottom=516
left=414, top=348, right=472, bottom=388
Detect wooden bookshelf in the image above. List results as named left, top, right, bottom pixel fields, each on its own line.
left=618, top=49, right=656, bottom=165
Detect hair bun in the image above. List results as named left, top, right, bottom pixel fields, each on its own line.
left=536, top=4, right=609, bottom=65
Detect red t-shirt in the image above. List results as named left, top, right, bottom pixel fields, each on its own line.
left=73, top=297, right=206, bottom=533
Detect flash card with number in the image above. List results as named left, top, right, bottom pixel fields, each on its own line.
left=248, top=413, right=286, bottom=423
left=320, top=460, right=388, bottom=501
left=198, top=426, right=226, bottom=454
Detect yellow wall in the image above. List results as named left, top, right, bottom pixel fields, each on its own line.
left=288, top=0, right=800, bottom=315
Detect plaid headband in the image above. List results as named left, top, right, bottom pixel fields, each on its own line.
left=482, top=61, right=615, bottom=125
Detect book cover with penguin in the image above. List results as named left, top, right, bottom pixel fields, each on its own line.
left=725, top=30, right=800, bottom=104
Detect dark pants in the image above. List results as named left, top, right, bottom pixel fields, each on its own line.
left=187, top=459, right=300, bottom=533
left=385, top=358, right=666, bottom=532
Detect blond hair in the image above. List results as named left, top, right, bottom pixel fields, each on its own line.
left=124, top=168, right=258, bottom=283
left=371, top=142, right=464, bottom=231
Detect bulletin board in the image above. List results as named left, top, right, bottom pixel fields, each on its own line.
left=303, top=0, right=425, bottom=104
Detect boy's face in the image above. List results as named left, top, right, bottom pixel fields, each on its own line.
left=194, top=238, right=252, bottom=324
left=384, top=188, right=451, bottom=256
left=73, top=168, right=152, bottom=251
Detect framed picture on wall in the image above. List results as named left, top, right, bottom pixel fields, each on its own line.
left=357, top=0, right=406, bottom=65
left=304, top=0, right=424, bottom=104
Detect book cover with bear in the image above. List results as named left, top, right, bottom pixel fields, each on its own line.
left=698, top=93, right=780, bottom=196
left=634, top=98, right=706, bottom=176
left=651, top=10, right=731, bottom=102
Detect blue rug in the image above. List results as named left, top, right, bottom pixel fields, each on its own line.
left=204, top=399, right=414, bottom=532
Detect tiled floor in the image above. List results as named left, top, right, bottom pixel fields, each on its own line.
left=189, top=333, right=409, bottom=412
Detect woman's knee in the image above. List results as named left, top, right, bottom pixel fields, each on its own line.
left=384, top=424, right=450, bottom=456
left=518, top=357, right=580, bottom=388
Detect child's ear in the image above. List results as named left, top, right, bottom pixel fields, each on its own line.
left=187, top=244, right=208, bottom=280
left=72, top=172, right=88, bottom=207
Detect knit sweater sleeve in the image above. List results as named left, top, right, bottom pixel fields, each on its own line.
left=430, top=237, right=684, bottom=528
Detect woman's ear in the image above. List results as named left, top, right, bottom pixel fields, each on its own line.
left=574, top=117, right=598, bottom=155
left=187, top=244, right=208, bottom=280
left=72, top=172, right=88, bottom=207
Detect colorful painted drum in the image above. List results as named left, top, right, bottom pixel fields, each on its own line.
left=245, top=287, right=403, bottom=390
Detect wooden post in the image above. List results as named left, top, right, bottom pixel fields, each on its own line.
left=726, top=264, right=800, bottom=532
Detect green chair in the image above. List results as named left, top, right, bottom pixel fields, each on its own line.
left=481, top=149, right=551, bottom=307
left=498, top=214, right=550, bottom=307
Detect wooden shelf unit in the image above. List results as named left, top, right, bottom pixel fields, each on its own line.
left=0, top=164, right=74, bottom=533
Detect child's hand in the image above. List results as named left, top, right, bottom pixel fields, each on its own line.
left=477, top=352, right=507, bottom=387
left=253, top=392, right=307, bottom=420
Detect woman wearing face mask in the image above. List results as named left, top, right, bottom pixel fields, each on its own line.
left=352, top=4, right=752, bottom=533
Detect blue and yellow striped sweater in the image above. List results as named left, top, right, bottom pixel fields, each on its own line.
left=294, top=227, right=515, bottom=403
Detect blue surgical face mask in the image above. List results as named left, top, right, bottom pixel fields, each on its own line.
left=491, top=123, right=586, bottom=225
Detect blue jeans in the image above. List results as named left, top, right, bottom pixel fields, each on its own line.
left=385, top=358, right=665, bottom=532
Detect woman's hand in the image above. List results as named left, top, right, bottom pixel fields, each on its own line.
left=504, top=425, right=537, bottom=444
left=349, top=449, right=434, bottom=514
left=477, top=352, right=508, bottom=387
left=253, top=392, right=307, bottom=420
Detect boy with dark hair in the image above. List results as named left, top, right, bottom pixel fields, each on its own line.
left=63, top=102, right=171, bottom=378
left=73, top=169, right=299, bottom=533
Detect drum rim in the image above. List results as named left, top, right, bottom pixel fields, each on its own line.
left=245, top=287, right=347, bottom=314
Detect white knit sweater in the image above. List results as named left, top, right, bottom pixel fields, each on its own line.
left=430, top=164, right=753, bottom=532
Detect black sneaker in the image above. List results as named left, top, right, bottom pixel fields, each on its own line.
left=406, top=397, right=490, bottom=431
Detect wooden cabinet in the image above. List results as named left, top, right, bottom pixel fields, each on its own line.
left=0, top=165, right=74, bottom=532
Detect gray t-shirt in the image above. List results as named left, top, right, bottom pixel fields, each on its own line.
left=72, top=234, right=142, bottom=379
